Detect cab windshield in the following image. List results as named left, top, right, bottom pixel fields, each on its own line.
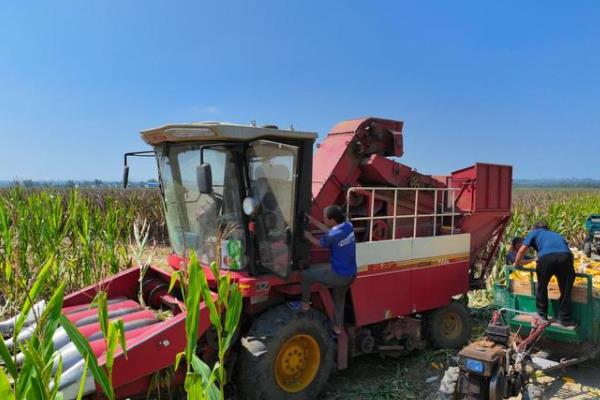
left=157, top=144, right=246, bottom=269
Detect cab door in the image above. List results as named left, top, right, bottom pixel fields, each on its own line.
left=247, top=140, right=299, bottom=277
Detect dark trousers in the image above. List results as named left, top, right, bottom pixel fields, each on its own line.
left=536, top=252, right=575, bottom=321
left=301, top=264, right=355, bottom=327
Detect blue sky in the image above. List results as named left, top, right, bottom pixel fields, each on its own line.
left=1, top=1, right=599, bottom=181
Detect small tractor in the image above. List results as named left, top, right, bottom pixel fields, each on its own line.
left=2, top=117, right=512, bottom=399
left=439, top=264, right=600, bottom=400
left=583, top=214, right=600, bottom=260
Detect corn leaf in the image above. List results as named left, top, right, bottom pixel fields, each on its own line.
left=224, top=284, right=242, bottom=335
left=0, top=368, right=14, bottom=400
left=15, top=256, right=55, bottom=335
left=59, top=314, right=114, bottom=400
left=0, top=335, right=17, bottom=379
left=76, top=356, right=90, bottom=400
left=184, top=252, right=202, bottom=365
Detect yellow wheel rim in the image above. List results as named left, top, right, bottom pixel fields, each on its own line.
left=274, top=334, right=321, bottom=393
left=441, top=311, right=463, bottom=339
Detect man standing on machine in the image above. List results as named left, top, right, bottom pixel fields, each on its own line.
left=302, top=205, right=357, bottom=335
left=513, top=221, right=576, bottom=327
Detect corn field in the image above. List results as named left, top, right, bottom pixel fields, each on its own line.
left=0, top=188, right=164, bottom=317
left=0, top=187, right=598, bottom=316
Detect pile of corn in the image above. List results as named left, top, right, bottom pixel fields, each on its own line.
left=510, top=249, right=600, bottom=293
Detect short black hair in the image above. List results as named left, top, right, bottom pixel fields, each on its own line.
left=511, top=237, right=523, bottom=247
left=533, top=220, right=548, bottom=230
left=324, top=205, right=345, bottom=224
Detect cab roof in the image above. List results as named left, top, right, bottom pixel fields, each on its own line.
left=140, top=121, right=318, bottom=145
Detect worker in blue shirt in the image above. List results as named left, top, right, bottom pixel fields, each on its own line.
left=513, top=221, right=575, bottom=326
left=302, top=205, right=357, bottom=334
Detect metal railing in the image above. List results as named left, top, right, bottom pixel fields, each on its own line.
left=345, top=187, right=464, bottom=241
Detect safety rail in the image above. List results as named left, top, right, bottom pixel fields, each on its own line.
left=345, top=186, right=464, bottom=242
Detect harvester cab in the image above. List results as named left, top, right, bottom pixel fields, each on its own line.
left=140, top=122, right=317, bottom=278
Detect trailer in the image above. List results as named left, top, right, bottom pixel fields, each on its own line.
left=2, top=117, right=512, bottom=399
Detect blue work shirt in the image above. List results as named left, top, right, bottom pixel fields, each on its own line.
left=320, top=221, right=357, bottom=277
left=523, top=228, right=571, bottom=258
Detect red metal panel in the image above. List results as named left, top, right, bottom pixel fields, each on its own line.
left=410, top=261, right=469, bottom=312
left=351, top=259, right=470, bottom=327
left=452, top=163, right=512, bottom=213
left=350, top=269, right=413, bottom=327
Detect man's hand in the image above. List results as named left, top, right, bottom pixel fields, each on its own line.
left=304, top=230, right=321, bottom=247
left=306, top=213, right=329, bottom=232
left=513, top=244, right=529, bottom=267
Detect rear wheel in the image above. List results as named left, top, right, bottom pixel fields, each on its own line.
left=438, top=366, right=460, bottom=400
left=237, top=305, right=334, bottom=400
left=426, top=302, right=472, bottom=349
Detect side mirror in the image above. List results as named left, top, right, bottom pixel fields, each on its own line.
left=197, top=163, right=213, bottom=194
left=123, top=165, right=130, bottom=188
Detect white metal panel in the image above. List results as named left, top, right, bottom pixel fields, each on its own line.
left=356, top=233, right=470, bottom=269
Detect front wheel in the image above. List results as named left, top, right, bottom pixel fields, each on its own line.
left=425, top=301, right=472, bottom=349
left=237, top=305, right=334, bottom=400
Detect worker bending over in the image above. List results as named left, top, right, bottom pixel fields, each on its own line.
left=513, top=221, right=575, bottom=327
left=302, top=205, right=357, bottom=334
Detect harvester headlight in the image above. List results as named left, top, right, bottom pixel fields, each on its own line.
left=465, top=358, right=484, bottom=374
left=243, top=197, right=258, bottom=216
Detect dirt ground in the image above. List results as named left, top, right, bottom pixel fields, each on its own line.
left=319, top=308, right=600, bottom=400
left=319, top=349, right=600, bottom=399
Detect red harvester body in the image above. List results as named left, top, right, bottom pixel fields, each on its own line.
left=5, top=117, right=511, bottom=399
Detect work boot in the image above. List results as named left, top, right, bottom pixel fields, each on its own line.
left=556, top=319, right=577, bottom=328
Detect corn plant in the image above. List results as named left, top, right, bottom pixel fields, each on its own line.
left=0, top=255, right=127, bottom=400
left=60, top=292, right=128, bottom=400
left=172, top=251, right=243, bottom=400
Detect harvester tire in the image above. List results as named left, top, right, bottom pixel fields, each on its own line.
left=425, top=301, right=471, bottom=349
left=522, top=383, right=543, bottom=400
left=438, top=366, right=460, bottom=400
left=237, top=305, right=334, bottom=400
